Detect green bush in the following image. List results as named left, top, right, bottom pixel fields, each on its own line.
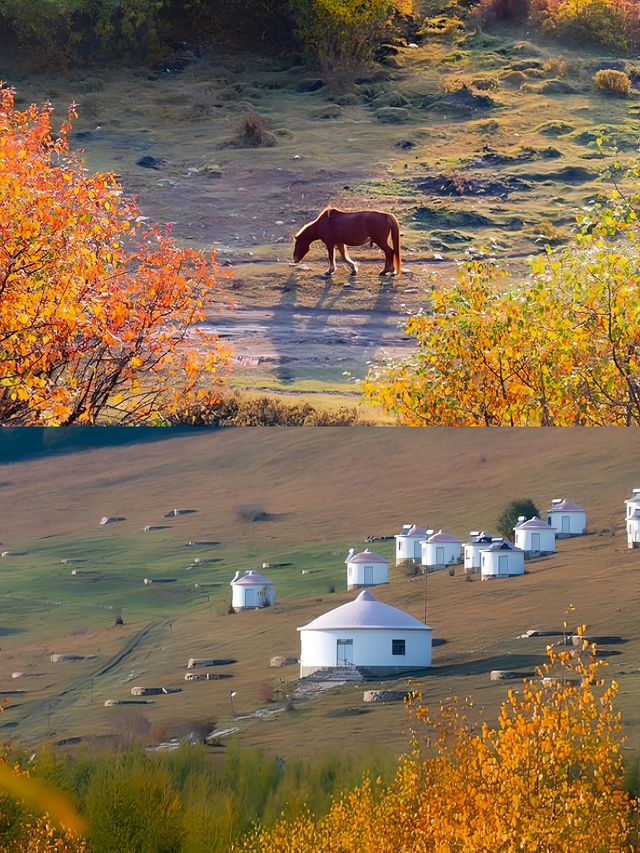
left=496, top=498, right=540, bottom=540
left=288, top=0, right=397, bottom=78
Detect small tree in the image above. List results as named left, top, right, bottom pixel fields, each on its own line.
left=496, top=498, right=540, bottom=540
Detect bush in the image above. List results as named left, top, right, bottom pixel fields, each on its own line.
left=168, top=393, right=364, bottom=426
left=496, top=499, right=541, bottom=539
left=288, top=0, right=402, bottom=80
left=231, top=112, right=277, bottom=148
left=593, top=68, right=632, bottom=95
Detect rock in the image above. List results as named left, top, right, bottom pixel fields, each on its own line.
left=297, top=79, right=324, bottom=92
left=540, top=79, right=580, bottom=95
left=374, top=106, right=410, bottom=123
left=100, top=516, right=125, bottom=525
left=270, top=656, right=298, bottom=667
left=395, top=139, right=416, bottom=149
left=363, top=690, right=413, bottom=703
left=590, top=59, right=627, bottom=73
left=537, top=121, right=574, bottom=136
left=500, top=70, right=526, bottom=89
left=136, top=155, right=164, bottom=169
left=333, top=93, right=359, bottom=106
left=373, top=91, right=410, bottom=108
left=144, top=578, right=177, bottom=585
left=311, top=104, right=343, bottom=120
left=490, top=670, right=535, bottom=680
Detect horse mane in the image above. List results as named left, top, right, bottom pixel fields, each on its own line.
left=294, top=206, right=333, bottom=238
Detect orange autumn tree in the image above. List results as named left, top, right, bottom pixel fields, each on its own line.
left=239, top=640, right=636, bottom=852
left=0, top=87, right=230, bottom=425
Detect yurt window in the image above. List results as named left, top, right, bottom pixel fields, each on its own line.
left=392, top=639, right=406, bottom=656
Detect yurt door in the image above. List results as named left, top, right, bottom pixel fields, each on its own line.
left=561, top=516, right=570, bottom=534
left=336, top=639, right=354, bottom=666
left=244, top=588, right=257, bottom=607
left=436, top=546, right=445, bottom=565
left=531, top=533, right=540, bottom=551
left=498, top=555, right=508, bottom=576
left=364, top=565, right=374, bottom=585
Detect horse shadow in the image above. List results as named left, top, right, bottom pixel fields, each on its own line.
left=273, top=264, right=399, bottom=386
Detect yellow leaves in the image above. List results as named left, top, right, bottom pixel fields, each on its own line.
left=241, top=641, right=633, bottom=853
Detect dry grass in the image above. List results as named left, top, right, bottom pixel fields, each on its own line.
left=0, top=429, right=640, bottom=760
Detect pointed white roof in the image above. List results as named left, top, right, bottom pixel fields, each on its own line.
left=348, top=549, right=388, bottom=564
left=298, top=590, right=431, bottom=632
left=397, top=524, right=427, bottom=538
left=514, top=516, right=554, bottom=530
left=548, top=499, right=584, bottom=513
left=426, top=529, right=461, bottom=544
left=231, top=570, right=274, bottom=586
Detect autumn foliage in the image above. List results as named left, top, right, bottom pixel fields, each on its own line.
left=365, top=166, right=640, bottom=425
left=473, top=0, right=640, bottom=51
left=239, top=641, right=636, bottom=852
left=0, top=88, right=229, bottom=425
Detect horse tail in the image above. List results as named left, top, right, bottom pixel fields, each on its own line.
left=388, top=213, right=401, bottom=275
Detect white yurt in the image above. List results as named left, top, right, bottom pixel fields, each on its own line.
left=463, top=531, right=494, bottom=573
left=297, top=590, right=432, bottom=677
left=230, top=570, right=276, bottom=611
left=420, top=530, right=462, bottom=569
left=395, top=523, right=428, bottom=562
left=513, top=516, right=556, bottom=556
left=547, top=498, right=587, bottom=537
left=345, top=548, right=389, bottom=590
left=480, top=539, right=525, bottom=579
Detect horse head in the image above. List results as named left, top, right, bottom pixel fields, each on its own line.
left=292, top=231, right=311, bottom=264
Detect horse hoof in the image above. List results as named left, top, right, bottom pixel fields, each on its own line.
left=349, top=268, right=358, bottom=276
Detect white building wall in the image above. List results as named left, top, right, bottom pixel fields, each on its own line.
left=547, top=511, right=586, bottom=536
left=347, top=561, right=388, bottom=589
left=513, top=527, right=556, bottom=554
left=420, top=541, right=462, bottom=568
left=232, top=583, right=276, bottom=609
left=627, top=517, right=640, bottom=549
left=464, top=543, right=484, bottom=571
left=480, top=551, right=525, bottom=578
left=395, top=536, right=424, bottom=561
left=299, top=627, right=432, bottom=676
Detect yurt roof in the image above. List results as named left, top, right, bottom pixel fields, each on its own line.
left=349, top=549, right=388, bottom=564
left=232, top=570, right=274, bottom=586
left=426, top=530, right=460, bottom=544
left=397, top=524, right=427, bottom=538
left=298, top=590, right=431, bottom=632
left=468, top=531, right=493, bottom=544
left=547, top=499, right=584, bottom=513
left=483, top=539, right=521, bottom=552
left=514, top=516, right=554, bottom=530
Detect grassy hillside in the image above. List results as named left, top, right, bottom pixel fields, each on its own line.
left=0, top=428, right=639, bottom=760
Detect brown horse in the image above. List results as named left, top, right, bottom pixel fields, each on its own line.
left=292, top=207, right=401, bottom=276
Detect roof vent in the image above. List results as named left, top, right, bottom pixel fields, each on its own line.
left=551, top=498, right=562, bottom=505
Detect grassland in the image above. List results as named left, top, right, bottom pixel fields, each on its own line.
left=4, top=8, right=639, bottom=415
left=0, top=428, right=640, bottom=762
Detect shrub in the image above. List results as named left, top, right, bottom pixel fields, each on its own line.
left=167, top=393, right=364, bottom=426
left=496, top=499, right=540, bottom=539
left=231, top=112, right=277, bottom=148
left=288, top=0, right=402, bottom=80
left=593, top=68, right=632, bottom=95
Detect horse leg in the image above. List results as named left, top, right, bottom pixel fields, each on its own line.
left=324, top=243, right=337, bottom=276
left=337, top=243, right=358, bottom=276
left=375, top=239, right=396, bottom=275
